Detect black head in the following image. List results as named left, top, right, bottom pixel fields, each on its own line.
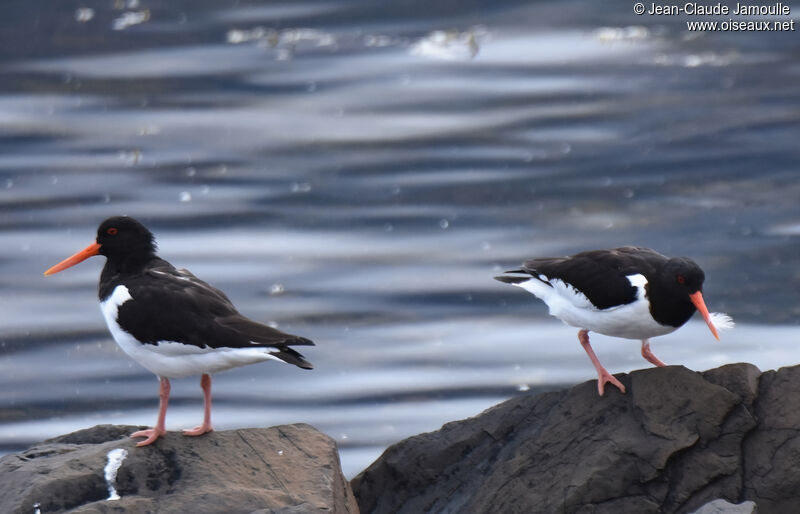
left=661, top=257, right=705, bottom=296
left=96, top=216, right=157, bottom=260
left=651, top=256, right=720, bottom=339
left=44, top=216, right=157, bottom=276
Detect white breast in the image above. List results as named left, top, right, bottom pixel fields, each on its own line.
left=514, top=274, right=677, bottom=340
left=99, top=284, right=282, bottom=378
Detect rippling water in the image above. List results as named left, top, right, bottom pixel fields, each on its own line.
left=1, top=0, right=799, bottom=477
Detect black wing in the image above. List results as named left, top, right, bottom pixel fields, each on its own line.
left=502, top=247, right=667, bottom=310
left=116, top=263, right=313, bottom=368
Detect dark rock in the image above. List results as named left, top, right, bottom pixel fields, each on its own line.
left=352, top=363, right=800, bottom=514
left=0, top=423, right=358, bottom=514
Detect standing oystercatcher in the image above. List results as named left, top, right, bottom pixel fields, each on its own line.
left=495, top=246, right=733, bottom=395
left=44, top=216, right=314, bottom=446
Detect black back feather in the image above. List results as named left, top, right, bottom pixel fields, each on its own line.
left=496, top=247, right=668, bottom=310
left=109, top=262, right=314, bottom=368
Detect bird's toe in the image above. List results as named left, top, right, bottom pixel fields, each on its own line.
left=182, top=424, right=214, bottom=437
left=131, top=427, right=165, bottom=446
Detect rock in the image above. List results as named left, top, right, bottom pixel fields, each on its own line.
left=0, top=423, right=358, bottom=514
left=352, top=363, right=800, bottom=514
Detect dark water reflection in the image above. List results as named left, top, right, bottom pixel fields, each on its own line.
left=1, top=0, right=799, bottom=476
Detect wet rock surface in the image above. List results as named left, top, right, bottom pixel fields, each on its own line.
left=353, top=363, right=799, bottom=514
left=0, top=423, right=358, bottom=514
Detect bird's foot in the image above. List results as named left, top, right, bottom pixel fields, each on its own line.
left=131, top=427, right=166, bottom=447
left=641, top=340, right=667, bottom=367
left=182, top=424, right=214, bottom=437
left=597, top=370, right=626, bottom=396
left=578, top=330, right=626, bottom=396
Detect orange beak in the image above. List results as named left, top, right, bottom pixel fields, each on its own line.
left=689, top=291, right=719, bottom=341
left=44, top=242, right=102, bottom=276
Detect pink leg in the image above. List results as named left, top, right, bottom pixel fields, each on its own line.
left=578, top=330, right=626, bottom=396
left=641, top=339, right=667, bottom=367
left=183, top=374, right=214, bottom=437
left=131, top=377, right=170, bottom=446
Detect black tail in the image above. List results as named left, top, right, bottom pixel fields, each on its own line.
left=271, top=346, right=314, bottom=370
left=494, top=271, right=529, bottom=285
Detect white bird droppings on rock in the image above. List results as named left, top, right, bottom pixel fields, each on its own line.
left=104, top=448, right=128, bottom=501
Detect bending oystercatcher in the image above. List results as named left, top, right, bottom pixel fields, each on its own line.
left=495, top=246, right=733, bottom=395
left=44, top=216, right=313, bottom=446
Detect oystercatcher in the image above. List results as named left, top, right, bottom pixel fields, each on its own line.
left=44, top=216, right=314, bottom=446
left=495, top=247, right=733, bottom=395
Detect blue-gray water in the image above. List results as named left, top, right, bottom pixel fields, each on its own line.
left=1, top=0, right=799, bottom=477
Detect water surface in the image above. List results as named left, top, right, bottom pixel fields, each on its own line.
left=1, top=0, right=799, bottom=477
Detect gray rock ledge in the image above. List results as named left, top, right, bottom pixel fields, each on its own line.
left=352, top=363, right=800, bottom=514
left=0, top=423, right=358, bottom=514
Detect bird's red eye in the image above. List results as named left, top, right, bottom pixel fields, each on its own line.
left=107, top=227, right=118, bottom=235
left=676, top=275, right=686, bottom=284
